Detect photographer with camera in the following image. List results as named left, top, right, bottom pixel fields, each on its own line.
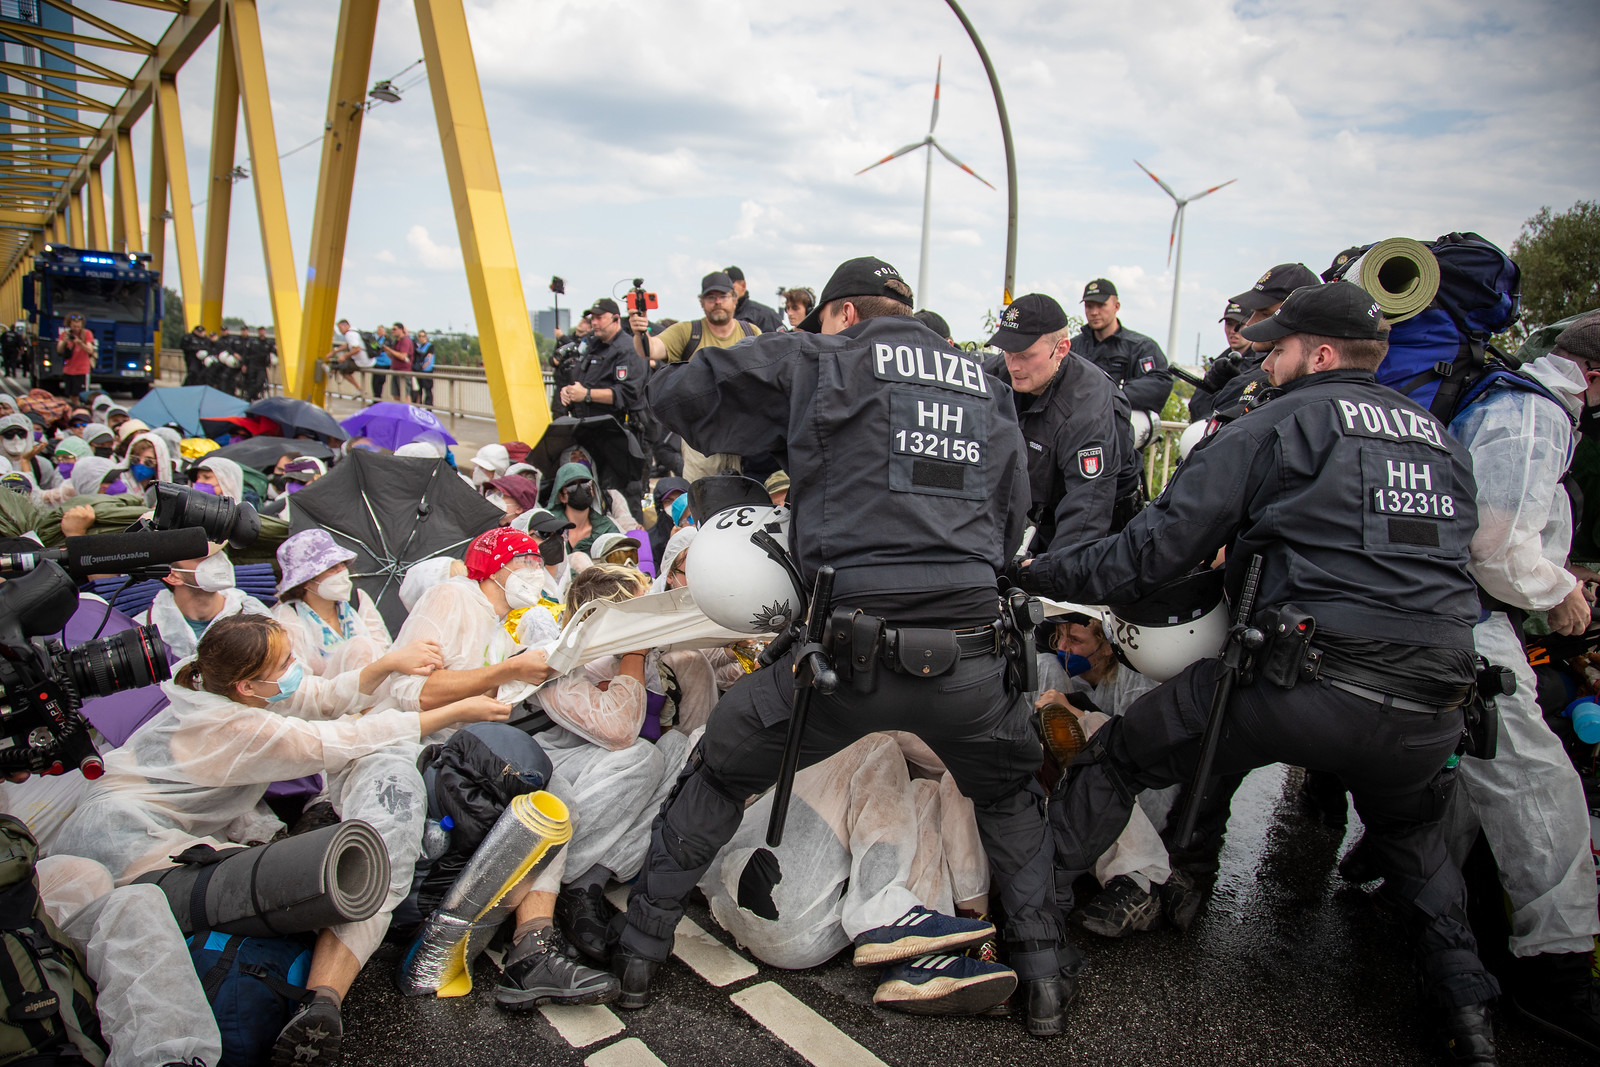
left=557, top=299, right=647, bottom=426
left=54, top=313, right=96, bottom=398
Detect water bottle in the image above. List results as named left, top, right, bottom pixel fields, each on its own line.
left=1562, top=698, right=1600, bottom=745
left=421, top=815, right=454, bottom=861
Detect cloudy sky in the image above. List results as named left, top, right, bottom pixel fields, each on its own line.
left=84, top=0, right=1600, bottom=362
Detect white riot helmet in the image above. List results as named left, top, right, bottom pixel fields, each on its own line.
left=1128, top=409, right=1161, bottom=450
left=687, top=503, right=796, bottom=634
left=1178, top=419, right=1210, bottom=461
left=1103, top=568, right=1228, bottom=682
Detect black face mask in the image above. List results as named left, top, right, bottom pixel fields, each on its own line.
left=1580, top=401, right=1600, bottom=441
left=564, top=485, right=594, bottom=511
left=538, top=533, right=566, bottom=566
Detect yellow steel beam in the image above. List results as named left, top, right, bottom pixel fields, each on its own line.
left=0, top=21, right=153, bottom=57
left=153, top=78, right=200, bottom=329
left=112, top=130, right=140, bottom=252
left=0, top=29, right=133, bottom=84
left=46, top=0, right=159, bottom=54
left=147, top=116, right=168, bottom=349
left=0, top=60, right=129, bottom=91
left=414, top=0, right=551, bottom=442
left=0, top=210, right=48, bottom=227
left=200, top=0, right=239, bottom=333
left=67, top=186, right=84, bottom=246
left=0, top=90, right=114, bottom=115
left=86, top=167, right=109, bottom=249
left=296, top=0, right=379, bottom=404
left=230, top=0, right=302, bottom=384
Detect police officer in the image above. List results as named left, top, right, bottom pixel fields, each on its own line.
left=1201, top=263, right=1321, bottom=418
left=180, top=323, right=208, bottom=386
left=1017, top=281, right=1500, bottom=1062
left=1073, top=278, right=1173, bottom=416
left=1186, top=300, right=1250, bottom=421
left=556, top=298, right=648, bottom=427
left=990, top=293, right=1139, bottom=548
left=615, top=257, right=1075, bottom=1034
left=241, top=326, right=273, bottom=400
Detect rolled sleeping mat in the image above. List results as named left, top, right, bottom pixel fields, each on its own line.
left=133, top=819, right=390, bottom=938
left=396, top=789, right=571, bottom=998
left=1341, top=237, right=1440, bottom=324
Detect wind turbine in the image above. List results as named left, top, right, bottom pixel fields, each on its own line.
left=1134, top=160, right=1236, bottom=362
left=857, top=58, right=994, bottom=307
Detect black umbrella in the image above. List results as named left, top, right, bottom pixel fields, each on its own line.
left=212, top=435, right=336, bottom=471
left=527, top=415, right=646, bottom=500
left=247, top=396, right=349, bottom=443
left=289, top=450, right=503, bottom=633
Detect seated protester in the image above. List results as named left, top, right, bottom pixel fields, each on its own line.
left=138, top=542, right=271, bottom=661
left=104, top=406, right=133, bottom=439
left=534, top=565, right=697, bottom=964
left=190, top=453, right=245, bottom=502
left=110, top=416, right=145, bottom=456
left=52, top=613, right=507, bottom=1065
left=65, top=455, right=125, bottom=500
left=81, top=422, right=115, bottom=458
left=53, top=434, right=88, bottom=480
left=590, top=532, right=642, bottom=569
left=0, top=412, right=64, bottom=495
left=700, top=732, right=1009, bottom=1014
left=546, top=461, right=618, bottom=555
left=273, top=529, right=394, bottom=678
left=509, top=507, right=582, bottom=621
left=647, top=476, right=690, bottom=566
left=0, top=391, right=17, bottom=417
left=123, top=430, right=173, bottom=492
left=653, top=525, right=694, bottom=592
left=487, top=473, right=544, bottom=527
left=151, top=425, right=183, bottom=463
left=765, top=470, right=790, bottom=508
left=469, top=443, right=511, bottom=493
left=261, top=456, right=325, bottom=518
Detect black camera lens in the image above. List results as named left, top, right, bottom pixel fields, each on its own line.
left=61, top=623, right=170, bottom=701
left=152, top=482, right=261, bottom=548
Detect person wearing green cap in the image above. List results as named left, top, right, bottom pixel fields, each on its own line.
left=548, top=462, right=618, bottom=555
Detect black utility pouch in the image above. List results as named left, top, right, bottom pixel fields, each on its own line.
left=886, top=628, right=960, bottom=678
left=849, top=612, right=884, bottom=695
left=1465, top=663, right=1513, bottom=760
left=826, top=608, right=858, bottom=687
left=1260, top=606, right=1316, bottom=689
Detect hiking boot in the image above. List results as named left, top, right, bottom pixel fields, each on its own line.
left=1437, top=1001, right=1497, bottom=1065
left=270, top=994, right=341, bottom=1066
left=1157, top=868, right=1208, bottom=932
left=1511, top=951, right=1600, bottom=1055
left=851, top=905, right=995, bottom=966
left=556, top=883, right=615, bottom=964
left=1023, top=973, right=1078, bottom=1038
left=495, top=927, right=619, bottom=1010
left=872, top=953, right=1017, bottom=1016
left=611, top=951, right=659, bottom=1011
left=1076, top=876, right=1162, bottom=938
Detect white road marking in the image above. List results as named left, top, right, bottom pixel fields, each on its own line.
left=605, top=884, right=757, bottom=987
left=538, top=1004, right=624, bottom=1048
left=584, top=1037, right=667, bottom=1067
left=730, top=982, right=888, bottom=1067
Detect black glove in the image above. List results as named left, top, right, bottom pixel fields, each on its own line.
left=1199, top=351, right=1242, bottom=392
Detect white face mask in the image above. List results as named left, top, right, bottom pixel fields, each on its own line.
left=486, top=492, right=508, bottom=510
left=498, top=568, right=543, bottom=611
left=316, top=572, right=354, bottom=603
left=472, top=466, right=491, bottom=487
left=1, top=435, right=27, bottom=457
left=176, top=553, right=234, bottom=592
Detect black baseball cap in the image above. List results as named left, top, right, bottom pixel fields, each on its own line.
left=700, top=272, right=735, bottom=296
left=1219, top=301, right=1248, bottom=325
left=1081, top=278, right=1117, bottom=303
left=914, top=309, right=952, bottom=341
left=522, top=508, right=576, bottom=536
left=723, top=266, right=746, bottom=282
left=588, top=298, right=620, bottom=317
left=1239, top=281, right=1386, bottom=343
left=797, top=256, right=912, bottom=333
left=1231, top=263, right=1321, bottom=312
left=987, top=293, right=1069, bottom=353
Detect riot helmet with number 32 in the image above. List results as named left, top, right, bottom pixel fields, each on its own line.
left=687, top=504, right=796, bottom=634
left=1103, top=567, right=1228, bottom=682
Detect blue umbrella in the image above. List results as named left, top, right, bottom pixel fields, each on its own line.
left=129, top=385, right=248, bottom=436
left=338, top=402, right=457, bottom=451
left=246, top=396, right=348, bottom=443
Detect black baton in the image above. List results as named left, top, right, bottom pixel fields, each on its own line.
left=765, top=565, right=837, bottom=847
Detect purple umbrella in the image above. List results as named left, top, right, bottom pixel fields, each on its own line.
left=338, top=402, right=457, bottom=451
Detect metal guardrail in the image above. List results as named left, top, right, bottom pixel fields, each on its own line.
left=1145, top=420, right=1189, bottom=495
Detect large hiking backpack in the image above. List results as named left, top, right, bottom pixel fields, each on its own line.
left=0, top=816, right=108, bottom=1067
left=1326, top=232, right=1521, bottom=422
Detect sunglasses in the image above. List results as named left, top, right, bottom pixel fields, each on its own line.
left=1, top=429, right=29, bottom=440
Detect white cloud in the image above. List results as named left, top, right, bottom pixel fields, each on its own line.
left=404, top=225, right=462, bottom=271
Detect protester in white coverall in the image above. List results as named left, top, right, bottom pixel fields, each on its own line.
left=1442, top=342, right=1600, bottom=1053
left=273, top=528, right=394, bottom=678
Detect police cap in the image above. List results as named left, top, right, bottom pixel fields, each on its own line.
left=1081, top=278, right=1117, bottom=304
left=1239, top=280, right=1386, bottom=343
left=797, top=257, right=912, bottom=333
left=1219, top=301, right=1248, bottom=325
left=987, top=293, right=1070, bottom=353
left=1231, top=263, right=1320, bottom=311
left=914, top=309, right=952, bottom=341
left=588, top=297, right=621, bottom=317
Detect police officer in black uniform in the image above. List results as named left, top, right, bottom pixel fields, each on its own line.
left=1018, top=281, right=1500, bottom=1062
left=1186, top=300, right=1250, bottom=421
left=1201, top=262, right=1321, bottom=418
left=556, top=298, right=648, bottom=426
left=180, top=323, right=208, bottom=386
left=615, top=257, right=1075, bottom=1034
left=989, top=293, right=1139, bottom=547
left=1072, top=278, right=1173, bottom=415
left=240, top=326, right=272, bottom=400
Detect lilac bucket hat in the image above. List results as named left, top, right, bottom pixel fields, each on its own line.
left=277, top=528, right=357, bottom=594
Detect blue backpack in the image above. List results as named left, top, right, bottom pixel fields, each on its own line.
left=1328, top=231, right=1522, bottom=422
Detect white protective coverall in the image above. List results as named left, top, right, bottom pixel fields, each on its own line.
left=140, top=585, right=271, bottom=662
left=1444, top=354, right=1600, bottom=957
left=272, top=588, right=393, bottom=678
left=700, top=732, right=989, bottom=970
left=52, top=670, right=427, bottom=965
left=384, top=577, right=519, bottom=716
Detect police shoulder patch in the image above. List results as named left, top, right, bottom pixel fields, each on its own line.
left=615, top=365, right=629, bottom=381
left=1077, top=447, right=1104, bottom=479
left=1140, top=357, right=1155, bottom=373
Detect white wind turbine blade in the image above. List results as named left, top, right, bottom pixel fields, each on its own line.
left=856, top=140, right=930, bottom=176
left=1134, top=159, right=1180, bottom=202
left=928, top=56, right=942, bottom=135
left=931, top=139, right=996, bottom=189
left=1186, top=177, right=1238, bottom=201
left=1167, top=204, right=1182, bottom=266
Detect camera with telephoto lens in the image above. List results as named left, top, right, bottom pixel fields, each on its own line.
left=152, top=481, right=260, bottom=548
left=0, top=562, right=168, bottom=780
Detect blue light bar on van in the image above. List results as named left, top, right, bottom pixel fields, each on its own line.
left=81, top=255, right=115, bottom=265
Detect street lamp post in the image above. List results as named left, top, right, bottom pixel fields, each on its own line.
left=941, top=0, right=1018, bottom=307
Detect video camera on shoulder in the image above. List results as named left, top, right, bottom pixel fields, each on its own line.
left=0, top=484, right=261, bottom=779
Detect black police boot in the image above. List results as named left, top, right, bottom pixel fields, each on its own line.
left=1511, top=951, right=1600, bottom=1055
left=556, top=883, right=615, bottom=964
left=1436, top=1001, right=1497, bottom=1065
left=1023, top=973, right=1077, bottom=1038
left=1157, top=868, right=1208, bottom=932
left=611, top=951, right=659, bottom=1011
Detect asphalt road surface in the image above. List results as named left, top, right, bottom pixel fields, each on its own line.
left=343, top=765, right=1589, bottom=1067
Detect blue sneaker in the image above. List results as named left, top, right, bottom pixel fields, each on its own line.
left=852, top=905, right=995, bottom=966
left=873, top=953, right=1018, bottom=1016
